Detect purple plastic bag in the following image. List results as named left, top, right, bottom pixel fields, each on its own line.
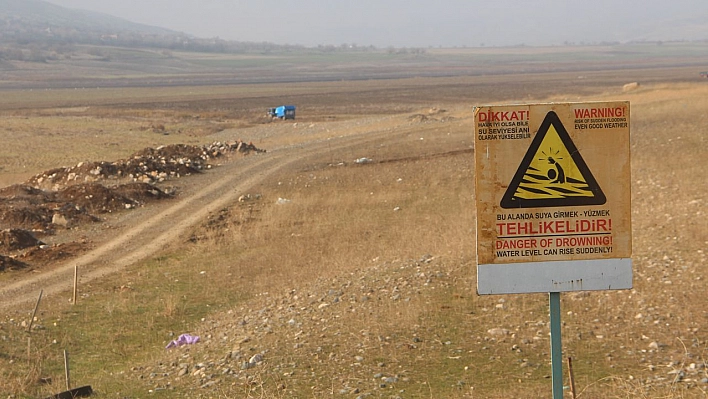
left=165, top=333, right=200, bottom=349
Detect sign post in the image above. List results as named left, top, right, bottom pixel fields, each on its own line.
left=474, top=102, right=632, bottom=397
left=550, top=292, right=563, bottom=397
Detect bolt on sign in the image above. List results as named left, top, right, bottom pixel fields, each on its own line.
left=474, top=102, right=632, bottom=294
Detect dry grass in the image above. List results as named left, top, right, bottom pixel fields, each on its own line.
left=0, top=112, right=202, bottom=187
left=0, top=73, right=707, bottom=397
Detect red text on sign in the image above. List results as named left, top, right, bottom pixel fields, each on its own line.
left=496, top=219, right=611, bottom=236
left=478, top=110, right=529, bottom=122
left=573, top=107, right=625, bottom=119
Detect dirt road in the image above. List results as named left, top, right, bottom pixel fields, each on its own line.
left=0, top=121, right=400, bottom=313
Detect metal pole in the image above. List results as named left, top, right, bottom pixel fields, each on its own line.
left=550, top=292, right=563, bottom=399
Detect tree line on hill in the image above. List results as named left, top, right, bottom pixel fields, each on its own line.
left=0, top=13, right=405, bottom=63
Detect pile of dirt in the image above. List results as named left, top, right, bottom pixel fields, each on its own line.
left=0, top=254, right=28, bottom=271
left=27, top=141, right=265, bottom=191
left=0, top=182, right=172, bottom=269
left=0, top=229, right=44, bottom=252
left=0, top=184, right=47, bottom=199
left=0, top=183, right=161, bottom=232
left=18, top=241, right=89, bottom=265
left=0, top=202, right=54, bottom=231
left=111, top=182, right=174, bottom=203
left=0, top=140, right=266, bottom=271
left=55, top=183, right=144, bottom=214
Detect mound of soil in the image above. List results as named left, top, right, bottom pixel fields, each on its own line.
left=0, top=229, right=44, bottom=252
left=52, top=203, right=102, bottom=226
left=55, top=183, right=137, bottom=214
left=19, top=241, right=88, bottom=265
left=27, top=141, right=265, bottom=191
left=0, top=184, right=47, bottom=199
left=111, top=182, right=173, bottom=203
left=0, top=189, right=102, bottom=232
left=54, top=182, right=174, bottom=214
left=0, top=254, right=28, bottom=271
left=0, top=204, right=52, bottom=231
left=0, top=140, right=265, bottom=271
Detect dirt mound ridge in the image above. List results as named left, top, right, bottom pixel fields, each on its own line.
left=56, top=183, right=141, bottom=214
left=19, top=241, right=89, bottom=265
left=0, top=254, right=28, bottom=271
left=27, top=141, right=265, bottom=191
left=0, top=184, right=46, bottom=199
left=0, top=140, right=266, bottom=271
left=112, top=182, right=174, bottom=203
left=0, top=183, right=167, bottom=232
left=0, top=229, right=44, bottom=252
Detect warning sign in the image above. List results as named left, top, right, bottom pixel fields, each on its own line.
left=500, top=111, right=606, bottom=208
left=474, top=102, right=632, bottom=295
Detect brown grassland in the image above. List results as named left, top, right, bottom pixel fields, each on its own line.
left=0, top=45, right=707, bottom=398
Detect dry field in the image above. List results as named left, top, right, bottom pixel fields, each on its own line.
left=0, top=56, right=706, bottom=398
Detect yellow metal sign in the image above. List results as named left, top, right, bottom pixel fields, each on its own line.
left=474, top=102, right=632, bottom=294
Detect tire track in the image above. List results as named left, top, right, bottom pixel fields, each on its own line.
left=0, top=125, right=402, bottom=312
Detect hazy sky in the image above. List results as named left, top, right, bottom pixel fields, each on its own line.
left=43, top=0, right=708, bottom=47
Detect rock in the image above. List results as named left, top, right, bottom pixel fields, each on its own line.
left=622, top=82, right=640, bottom=92
left=200, top=380, right=216, bottom=389
left=648, top=341, right=663, bottom=350
left=487, top=328, right=510, bottom=337
left=52, top=213, right=69, bottom=227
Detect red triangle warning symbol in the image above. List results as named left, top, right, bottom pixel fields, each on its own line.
left=500, top=111, right=606, bottom=209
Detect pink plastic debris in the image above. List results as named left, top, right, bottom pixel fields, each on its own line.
left=165, top=333, right=200, bottom=349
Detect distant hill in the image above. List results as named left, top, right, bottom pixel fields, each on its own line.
left=0, top=0, right=297, bottom=62
left=0, top=0, right=175, bottom=35
left=0, top=0, right=191, bottom=56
